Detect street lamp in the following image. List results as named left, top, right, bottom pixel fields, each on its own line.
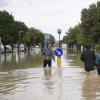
left=19, top=31, right=23, bottom=43
left=56, top=29, right=62, bottom=67
left=0, top=37, right=1, bottom=54
left=57, top=29, right=61, bottom=48
left=18, top=31, right=23, bottom=53
left=0, top=37, right=2, bottom=71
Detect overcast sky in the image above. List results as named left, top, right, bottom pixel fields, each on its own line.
left=0, top=0, right=98, bottom=40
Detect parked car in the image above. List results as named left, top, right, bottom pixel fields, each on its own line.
left=34, top=45, right=41, bottom=53
left=0, top=44, right=12, bottom=53
left=19, top=44, right=25, bottom=52
left=6, top=45, right=12, bottom=52
left=35, top=46, right=39, bottom=48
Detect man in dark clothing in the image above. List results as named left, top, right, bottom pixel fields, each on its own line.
left=80, top=44, right=96, bottom=75
left=42, top=44, right=55, bottom=67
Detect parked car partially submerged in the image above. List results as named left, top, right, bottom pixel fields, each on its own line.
left=35, top=46, right=39, bottom=48
left=0, top=44, right=12, bottom=53
left=34, top=45, right=41, bottom=53
left=19, top=44, right=25, bottom=52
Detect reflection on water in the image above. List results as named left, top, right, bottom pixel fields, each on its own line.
left=44, top=68, right=52, bottom=76
left=82, top=76, right=96, bottom=100
left=0, top=49, right=100, bottom=100
left=82, top=76, right=100, bottom=100
left=43, top=68, right=54, bottom=95
left=0, top=51, right=43, bottom=72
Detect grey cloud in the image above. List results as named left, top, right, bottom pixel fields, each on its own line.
left=0, top=0, right=8, bottom=8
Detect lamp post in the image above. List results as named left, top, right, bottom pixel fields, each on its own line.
left=18, top=31, right=23, bottom=53
left=0, top=37, right=2, bottom=71
left=56, top=29, right=62, bottom=67
left=57, top=29, right=61, bottom=48
left=19, top=31, right=23, bottom=43
left=0, top=37, right=1, bottom=54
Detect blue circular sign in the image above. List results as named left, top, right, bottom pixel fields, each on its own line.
left=55, top=48, right=63, bottom=57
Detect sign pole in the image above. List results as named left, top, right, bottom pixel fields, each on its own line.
left=44, top=34, right=50, bottom=48
left=57, top=29, right=62, bottom=67
left=0, top=37, right=1, bottom=54
left=55, top=48, right=63, bottom=67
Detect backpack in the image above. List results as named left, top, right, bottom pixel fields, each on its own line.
left=96, top=54, right=100, bottom=66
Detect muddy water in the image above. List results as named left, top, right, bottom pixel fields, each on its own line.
left=0, top=49, right=100, bottom=100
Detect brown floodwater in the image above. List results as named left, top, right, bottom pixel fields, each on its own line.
left=0, top=48, right=100, bottom=100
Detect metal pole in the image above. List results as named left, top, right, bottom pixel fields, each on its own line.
left=18, top=32, right=20, bottom=53
left=57, top=29, right=61, bottom=48
left=0, top=37, right=2, bottom=71
left=18, top=31, right=23, bottom=53
left=44, top=34, right=50, bottom=49
left=57, top=29, right=62, bottom=67
left=19, top=31, right=21, bottom=49
left=19, top=32, right=21, bottom=44
left=0, top=37, right=1, bottom=54
left=59, top=33, right=60, bottom=48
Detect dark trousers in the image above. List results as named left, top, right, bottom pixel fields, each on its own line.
left=43, top=60, right=51, bottom=67
left=96, top=66, right=100, bottom=75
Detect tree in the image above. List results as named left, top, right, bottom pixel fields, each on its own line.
left=0, top=11, right=15, bottom=52
left=0, top=10, right=28, bottom=53
left=23, top=27, right=44, bottom=51
left=81, top=2, right=100, bottom=44
left=49, top=35, right=55, bottom=46
left=63, top=1, right=100, bottom=49
left=0, top=11, right=14, bottom=45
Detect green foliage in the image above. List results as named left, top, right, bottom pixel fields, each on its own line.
left=23, top=27, right=44, bottom=46
left=49, top=35, right=55, bottom=45
left=0, top=11, right=14, bottom=44
left=81, top=1, right=100, bottom=44
left=62, top=35, right=67, bottom=43
left=63, top=1, right=100, bottom=48
left=0, top=10, right=28, bottom=45
left=64, top=26, right=79, bottom=47
left=0, top=10, right=55, bottom=48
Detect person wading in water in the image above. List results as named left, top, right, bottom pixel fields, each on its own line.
left=42, top=44, right=55, bottom=68
left=80, top=44, right=96, bottom=75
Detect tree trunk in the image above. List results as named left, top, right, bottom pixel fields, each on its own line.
left=28, top=45, right=30, bottom=53
left=4, top=44, right=6, bottom=53
left=11, top=44, right=13, bottom=53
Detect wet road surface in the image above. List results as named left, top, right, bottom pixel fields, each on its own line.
left=0, top=49, right=100, bottom=100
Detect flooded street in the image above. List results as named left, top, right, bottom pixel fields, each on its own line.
left=0, top=49, right=100, bottom=100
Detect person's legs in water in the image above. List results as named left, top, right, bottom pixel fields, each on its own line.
left=47, top=60, right=51, bottom=67
left=89, top=67, right=95, bottom=75
left=87, top=70, right=90, bottom=75
left=43, top=60, right=48, bottom=67
left=85, top=67, right=89, bottom=75
left=85, top=66, right=95, bottom=75
left=97, top=66, right=100, bottom=76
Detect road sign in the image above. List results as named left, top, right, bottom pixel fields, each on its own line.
left=44, top=34, right=50, bottom=44
left=55, top=48, right=63, bottom=57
